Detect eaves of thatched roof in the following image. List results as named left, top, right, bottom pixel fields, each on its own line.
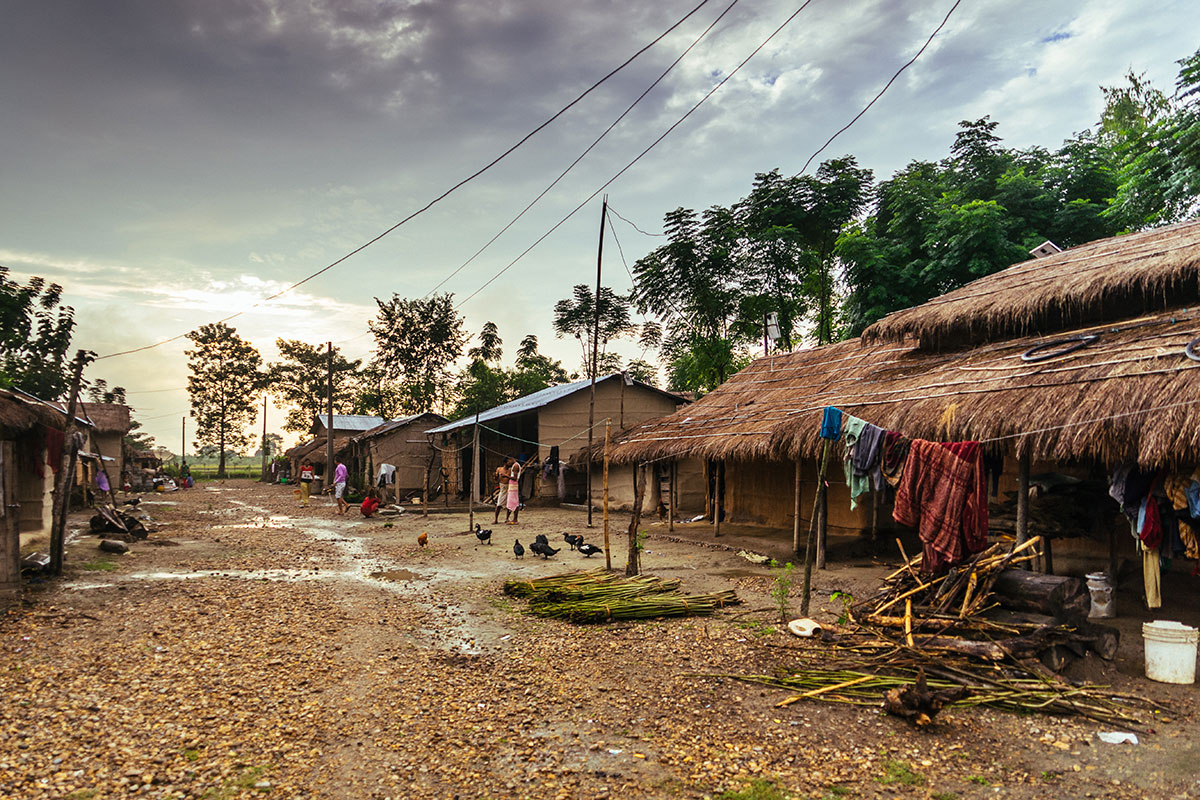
left=862, top=219, right=1200, bottom=350
left=79, top=402, right=131, bottom=434
left=611, top=306, right=1200, bottom=470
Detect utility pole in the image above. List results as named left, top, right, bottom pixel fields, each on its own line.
left=181, top=416, right=186, bottom=464
left=468, top=408, right=481, bottom=532
left=586, top=195, right=607, bottom=527
left=326, top=342, right=334, bottom=492
left=50, top=351, right=90, bottom=575
left=261, top=394, right=268, bottom=482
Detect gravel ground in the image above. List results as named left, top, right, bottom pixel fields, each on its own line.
left=1, top=480, right=1198, bottom=800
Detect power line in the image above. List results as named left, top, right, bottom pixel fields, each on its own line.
left=93, top=0, right=718, bottom=362
left=607, top=205, right=665, bottom=237
left=425, top=0, right=736, bottom=299
left=455, top=0, right=818, bottom=308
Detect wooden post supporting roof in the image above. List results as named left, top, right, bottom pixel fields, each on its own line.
left=1016, top=450, right=1031, bottom=568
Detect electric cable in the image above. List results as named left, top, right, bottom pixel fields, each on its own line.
left=455, top=0, right=818, bottom=308
left=92, top=0, right=718, bottom=361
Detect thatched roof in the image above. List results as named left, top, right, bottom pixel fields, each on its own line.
left=0, top=389, right=75, bottom=436
left=79, top=402, right=131, bottom=434
left=287, top=436, right=350, bottom=465
left=611, top=306, right=1200, bottom=470
left=862, top=219, right=1200, bottom=350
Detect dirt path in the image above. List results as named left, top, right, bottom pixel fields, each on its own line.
left=1, top=481, right=1197, bottom=799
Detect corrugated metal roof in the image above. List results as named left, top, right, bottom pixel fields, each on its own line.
left=352, top=413, right=447, bottom=442
left=425, top=374, right=683, bottom=435
left=312, top=414, right=388, bottom=433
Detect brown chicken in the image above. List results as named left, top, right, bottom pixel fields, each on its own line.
left=417, top=532, right=428, bottom=548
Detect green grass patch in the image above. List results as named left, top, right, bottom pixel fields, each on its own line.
left=877, top=760, right=924, bottom=786
left=967, top=775, right=990, bottom=785
left=717, top=778, right=794, bottom=800
left=931, top=792, right=959, bottom=800
left=79, top=559, right=118, bottom=572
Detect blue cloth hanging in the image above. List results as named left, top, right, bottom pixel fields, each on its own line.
left=820, top=407, right=843, bottom=441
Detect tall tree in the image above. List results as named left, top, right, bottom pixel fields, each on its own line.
left=511, top=334, right=570, bottom=396
left=552, top=285, right=637, bottom=379
left=185, top=323, right=263, bottom=478
left=369, top=293, right=466, bottom=414
left=267, top=339, right=362, bottom=434
left=0, top=267, right=76, bottom=399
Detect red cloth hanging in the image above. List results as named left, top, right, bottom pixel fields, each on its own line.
left=44, top=426, right=65, bottom=474
left=892, top=439, right=989, bottom=574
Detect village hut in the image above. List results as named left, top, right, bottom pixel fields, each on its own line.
left=610, top=219, right=1200, bottom=593
left=426, top=374, right=689, bottom=508
left=349, top=413, right=447, bottom=503
left=78, top=403, right=131, bottom=486
left=288, top=414, right=389, bottom=489
left=0, top=389, right=91, bottom=596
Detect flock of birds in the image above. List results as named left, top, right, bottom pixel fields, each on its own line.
left=467, top=524, right=603, bottom=560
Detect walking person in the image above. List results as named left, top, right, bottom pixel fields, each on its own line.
left=333, top=458, right=349, bottom=515
left=298, top=459, right=315, bottom=507
left=505, top=457, right=522, bottom=524
left=493, top=457, right=514, bottom=525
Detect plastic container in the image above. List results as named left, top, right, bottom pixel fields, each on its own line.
left=1142, top=620, right=1198, bottom=684
left=1086, top=571, right=1115, bottom=618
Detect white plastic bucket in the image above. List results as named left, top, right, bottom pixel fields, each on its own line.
left=1142, top=620, right=1198, bottom=684
left=1086, top=571, right=1114, bottom=619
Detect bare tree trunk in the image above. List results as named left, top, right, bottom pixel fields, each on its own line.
left=625, top=463, right=646, bottom=576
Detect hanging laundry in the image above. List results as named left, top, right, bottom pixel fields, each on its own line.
left=96, top=470, right=110, bottom=493
left=893, top=439, right=988, bottom=574
left=842, top=415, right=885, bottom=509
left=377, top=463, right=396, bottom=487
left=880, top=431, right=910, bottom=487
left=1163, top=472, right=1200, bottom=558
left=1136, top=494, right=1162, bottom=549
left=44, top=426, right=64, bottom=474
left=820, top=407, right=842, bottom=441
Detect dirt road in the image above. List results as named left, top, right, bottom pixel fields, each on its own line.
left=1, top=481, right=1197, bottom=799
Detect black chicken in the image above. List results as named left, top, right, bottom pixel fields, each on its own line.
left=563, top=533, right=583, bottom=550
left=474, top=524, right=492, bottom=545
left=513, top=540, right=525, bottom=559
left=534, top=533, right=549, bottom=546
left=122, top=498, right=140, bottom=507
left=577, top=542, right=603, bottom=558
left=529, top=541, right=560, bottom=559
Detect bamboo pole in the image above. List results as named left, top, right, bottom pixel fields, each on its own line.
left=603, top=419, right=611, bottom=571
left=625, top=463, right=646, bottom=576
left=801, top=440, right=831, bottom=615
left=668, top=460, right=675, bottom=533
left=816, top=468, right=828, bottom=570
left=50, top=351, right=88, bottom=576
left=468, top=410, right=480, bottom=532
left=1016, top=449, right=1030, bottom=567
left=713, top=461, right=723, bottom=537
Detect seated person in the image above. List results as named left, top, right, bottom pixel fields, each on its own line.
left=361, top=490, right=381, bottom=518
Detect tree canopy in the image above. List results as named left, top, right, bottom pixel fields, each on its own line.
left=185, top=323, right=264, bottom=478
left=267, top=339, right=362, bottom=434
left=369, top=293, right=466, bottom=415
left=0, top=266, right=76, bottom=399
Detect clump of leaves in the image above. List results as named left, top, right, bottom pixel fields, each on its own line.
left=830, top=590, right=854, bottom=624
left=771, top=562, right=795, bottom=622
left=877, top=760, right=923, bottom=786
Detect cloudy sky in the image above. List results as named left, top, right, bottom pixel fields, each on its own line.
left=1, top=0, right=1195, bottom=450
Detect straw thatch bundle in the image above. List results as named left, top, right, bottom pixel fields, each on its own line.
left=610, top=305, right=1200, bottom=469
left=79, top=402, right=131, bottom=434
left=863, top=219, right=1200, bottom=350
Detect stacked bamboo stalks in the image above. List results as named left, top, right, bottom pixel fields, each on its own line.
left=503, top=569, right=739, bottom=623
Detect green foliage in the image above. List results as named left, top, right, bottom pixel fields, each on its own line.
left=266, top=339, right=361, bottom=434
left=830, top=590, right=853, bottom=624
left=451, top=327, right=571, bottom=419
left=369, top=293, right=466, bottom=414
left=185, top=323, right=264, bottom=479
left=0, top=266, right=76, bottom=399
left=771, top=561, right=795, bottom=622
left=553, top=284, right=638, bottom=379
left=716, top=778, right=794, bottom=800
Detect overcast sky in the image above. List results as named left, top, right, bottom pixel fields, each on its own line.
left=1, top=0, right=1195, bottom=450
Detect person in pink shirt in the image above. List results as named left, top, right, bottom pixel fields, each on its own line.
left=333, top=460, right=349, bottom=515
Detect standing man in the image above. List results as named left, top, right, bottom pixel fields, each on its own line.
left=333, top=458, right=349, bottom=516
left=298, top=459, right=315, bottom=506
left=493, top=457, right=514, bottom=525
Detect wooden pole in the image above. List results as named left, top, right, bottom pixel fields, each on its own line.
left=625, top=462, right=646, bottom=576
left=603, top=419, right=611, bottom=571
left=468, top=409, right=480, bottom=532
left=326, top=342, right=334, bottom=492
left=801, top=440, right=831, bottom=615
left=50, top=351, right=89, bottom=576
left=816, top=471, right=828, bottom=570
left=423, top=453, right=431, bottom=519
left=261, top=394, right=268, bottom=482
left=792, top=459, right=802, bottom=555
left=668, top=461, right=676, bottom=533
left=586, top=196, right=608, bottom=528
left=181, top=416, right=186, bottom=464
left=1016, top=449, right=1031, bottom=568
left=713, top=461, right=723, bottom=537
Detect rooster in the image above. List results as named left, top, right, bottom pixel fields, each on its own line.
left=475, top=524, right=492, bottom=546
left=534, top=533, right=549, bottom=546
left=417, top=532, right=428, bottom=548
left=563, top=533, right=583, bottom=550
left=529, top=541, right=559, bottom=559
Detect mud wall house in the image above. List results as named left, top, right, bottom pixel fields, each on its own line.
left=426, top=374, right=689, bottom=506
left=610, top=219, right=1200, bottom=588
left=78, top=402, right=131, bottom=482
left=286, top=436, right=350, bottom=493
left=303, top=414, right=387, bottom=489
left=0, top=389, right=85, bottom=596
left=349, top=413, right=446, bottom=502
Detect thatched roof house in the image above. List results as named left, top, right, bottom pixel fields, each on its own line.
left=609, top=221, right=1200, bottom=571
left=349, top=413, right=446, bottom=500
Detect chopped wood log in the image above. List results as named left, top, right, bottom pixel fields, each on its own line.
left=992, top=570, right=1089, bottom=620
left=981, top=610, right=1120, bottom=661
left=882, top=669, right=971, bottom=727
